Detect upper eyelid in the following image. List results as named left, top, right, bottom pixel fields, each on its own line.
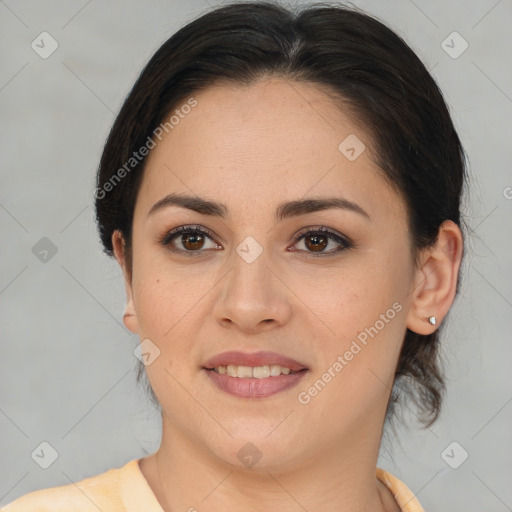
left=293, top=225, right=349, bottom=240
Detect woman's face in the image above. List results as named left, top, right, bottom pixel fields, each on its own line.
left=118, top=77, right=421, bottom=471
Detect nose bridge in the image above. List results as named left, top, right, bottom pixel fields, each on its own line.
left=215, top=236, right=291, bottom=329
left=228, top=237, right=274, bottom=302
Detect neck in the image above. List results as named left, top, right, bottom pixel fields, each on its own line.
left=139, top=412, right=397, bottom=512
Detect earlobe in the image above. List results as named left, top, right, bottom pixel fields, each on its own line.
left=122, top=306, right=138, bottom=333
left=406, top=220, right=463, bottom=335
left=112, top=230, right=139, bottom=334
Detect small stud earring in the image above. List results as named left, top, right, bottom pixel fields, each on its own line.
left=428, top=316, right=437, bottom=326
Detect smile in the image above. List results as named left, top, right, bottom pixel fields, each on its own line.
left=202, top=350, right=309, bottom=398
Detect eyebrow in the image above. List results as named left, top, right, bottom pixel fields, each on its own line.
left=147, top=193, right=370, bottom=221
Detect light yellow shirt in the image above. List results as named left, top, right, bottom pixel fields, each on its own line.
left=1, top=458, right=425, bottom=511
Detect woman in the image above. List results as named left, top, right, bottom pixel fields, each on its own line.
left=2, top=1, right=465, bottom=511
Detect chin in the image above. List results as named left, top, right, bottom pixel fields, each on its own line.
left=205, top=424, right=301, bottom=473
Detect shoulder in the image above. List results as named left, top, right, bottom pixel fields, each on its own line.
left=1, top=462, right=128, bottom=512
left=376, top=467, right=426, bottom=512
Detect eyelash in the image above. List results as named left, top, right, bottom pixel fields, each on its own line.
left=159, top=224, right=353, bottom=258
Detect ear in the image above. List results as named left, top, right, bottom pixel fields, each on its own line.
left=112, top=230, right=139, bottom=334
left=406, top=220, right=464, bottom=335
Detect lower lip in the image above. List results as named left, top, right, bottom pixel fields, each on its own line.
left=204, top=369, right=308, bottom=398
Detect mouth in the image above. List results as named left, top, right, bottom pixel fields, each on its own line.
left=202, top=351, right=309, bottom=398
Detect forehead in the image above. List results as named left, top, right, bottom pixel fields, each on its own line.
left=136, top=77, right=402, bottom=223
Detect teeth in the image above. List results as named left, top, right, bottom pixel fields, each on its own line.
left=269, top=364, right=281, bottom=377
left=253, top=365, right=270, bottom=379
left=237, top=365, right=253, bottom=378
left=212, top=364, right=296, bottom=378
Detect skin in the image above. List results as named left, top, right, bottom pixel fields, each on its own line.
left=112, top=77, right=463, bottom=511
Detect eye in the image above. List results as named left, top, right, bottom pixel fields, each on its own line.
left=160, top=225, right=221, bottom=255
left=291, top=226, right=353, bottom=257
left=160, top=224, right=353, bottom=257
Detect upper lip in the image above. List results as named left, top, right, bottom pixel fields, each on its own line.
left=203, top=351, right=308, bottom=371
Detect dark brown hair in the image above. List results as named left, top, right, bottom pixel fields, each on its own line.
left=95, top=1, right=467, bottom=427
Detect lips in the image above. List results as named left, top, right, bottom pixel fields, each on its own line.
left=202, top=350, right=309, bottom=398
left=202, top=350, right=308, bottom=372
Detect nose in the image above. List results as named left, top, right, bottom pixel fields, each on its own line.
left=213, top=246, right=293, bottom=334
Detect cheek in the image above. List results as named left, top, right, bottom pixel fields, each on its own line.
left=311, top=248, right=410, bottom=378
left=130, top=254, right=220, bottom=360
left=296, top=291, right=407, bottom=436
left=319, top=262, right=404, bottom=331
left=134, top=274, right=198, bottom=337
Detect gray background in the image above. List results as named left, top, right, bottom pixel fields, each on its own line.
left=1, top=0, right=511, bottom=510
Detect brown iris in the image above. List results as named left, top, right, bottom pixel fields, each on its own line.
left=304, top=233, right=328, bottom=252
left=182, top=232, right=206, bottom=250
